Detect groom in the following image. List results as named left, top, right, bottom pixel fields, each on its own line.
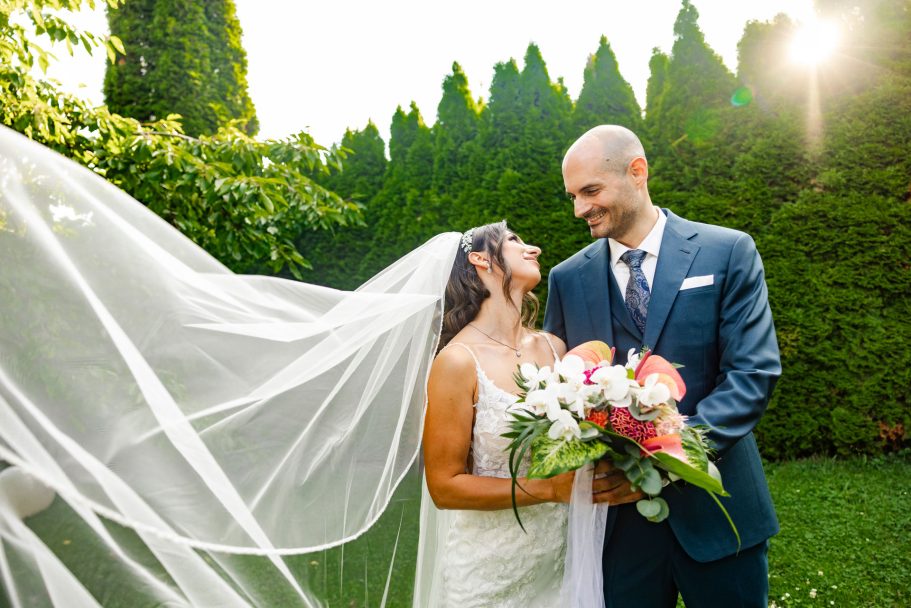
left=544, top=125, right=781, bottom=606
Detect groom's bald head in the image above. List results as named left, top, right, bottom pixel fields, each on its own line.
left=563, top=125, right=646, bottom=175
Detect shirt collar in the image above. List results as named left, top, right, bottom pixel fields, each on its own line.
left=608, top=207, right=667, bottom=267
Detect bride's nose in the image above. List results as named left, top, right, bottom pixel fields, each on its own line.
left=525, top=244, right=541, bottom=257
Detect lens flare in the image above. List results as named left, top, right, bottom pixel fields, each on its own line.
left=789, top=20, right=839, bottom=66
left=731, top=86, right=754, bottom=107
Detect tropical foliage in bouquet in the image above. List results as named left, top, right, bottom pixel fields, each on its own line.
left=503, top=341, right=738, bottom=543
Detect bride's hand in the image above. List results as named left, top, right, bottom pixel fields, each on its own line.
left=548, top=470, right=577, bottom=503
left=592, top=460, right=645, bottom=505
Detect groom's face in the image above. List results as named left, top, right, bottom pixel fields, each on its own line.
left=563, top=152, right=639, bottom=241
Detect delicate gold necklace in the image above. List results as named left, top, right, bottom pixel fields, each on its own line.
left=468, top=323, right=523, bottom=358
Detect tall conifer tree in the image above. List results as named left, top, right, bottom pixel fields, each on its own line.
left=645, top=0, right=741, bottom=223
left=104, top=0, right=258, bottom=136
left=360, top=103, right=435, bottom=276
left=643, top=48, right=669, bottom=149
left=432, top=63, right=481, bottom=204
left=650, top=1, right=735, bottom=148
left=298, top=123, right=388, bottom=289
left=573, top=36, right=642, bottom=134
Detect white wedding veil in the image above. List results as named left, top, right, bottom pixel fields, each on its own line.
left=0, top=125, right=459, bottom=606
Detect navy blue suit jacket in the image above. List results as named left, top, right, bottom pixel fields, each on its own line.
left=543, top=209, right=780, bottom=561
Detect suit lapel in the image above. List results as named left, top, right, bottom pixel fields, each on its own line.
left=576, top=239, right=615, bottom=347
left=643, top=211, right=699, bottom=348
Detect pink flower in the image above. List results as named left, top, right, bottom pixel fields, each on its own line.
left=609, top=407, right=657, bottom=443
left=655, top=411, right=687, bottom=436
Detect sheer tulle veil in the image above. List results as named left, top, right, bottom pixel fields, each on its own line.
left=0, top=125, right=460, bottom=606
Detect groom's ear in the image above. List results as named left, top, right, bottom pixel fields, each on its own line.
left=628, top=156, right=649, bottom=187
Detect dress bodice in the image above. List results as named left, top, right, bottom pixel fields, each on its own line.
left=470, top=364, right=525, bottom=478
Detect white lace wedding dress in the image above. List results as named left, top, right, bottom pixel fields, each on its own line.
left=436, top=343, right=568, bottom=607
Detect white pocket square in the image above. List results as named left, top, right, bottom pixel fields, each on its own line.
left=680, top=274, right=714, bottom=290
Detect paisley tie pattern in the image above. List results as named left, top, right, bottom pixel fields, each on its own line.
left=620, top=249, right=650, bottom=334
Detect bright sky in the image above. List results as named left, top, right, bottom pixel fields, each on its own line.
left=49, top=0, right=815, bottom=147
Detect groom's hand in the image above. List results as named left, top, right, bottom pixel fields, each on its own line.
left=592, top=460, right=645, bottom=505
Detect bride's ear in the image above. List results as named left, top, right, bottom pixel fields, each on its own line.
left=467, top=251, right=491, bottom=274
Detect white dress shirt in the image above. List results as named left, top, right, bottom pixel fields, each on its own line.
left=608, top=207, right=667, bottom=298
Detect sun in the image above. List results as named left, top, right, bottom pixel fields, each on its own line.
left=789, top=20, right=840, bottom=66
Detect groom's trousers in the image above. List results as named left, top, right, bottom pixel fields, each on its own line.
left=602, top=503, right=769, bottom=608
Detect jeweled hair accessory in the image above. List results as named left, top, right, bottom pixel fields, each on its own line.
left=460, top=227, right=476, bottom=254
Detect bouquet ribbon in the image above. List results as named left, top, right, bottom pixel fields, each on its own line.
left=560, top=462, right=608, bottom=607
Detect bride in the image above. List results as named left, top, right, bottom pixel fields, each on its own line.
left=418, top=221, right=632, bottom=606
left=422, top=222, right=572, bottom=606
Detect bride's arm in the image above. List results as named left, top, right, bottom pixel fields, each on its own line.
left=423, top=346, right=574, bottom=510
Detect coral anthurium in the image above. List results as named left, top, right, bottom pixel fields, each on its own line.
left=566, top=340, right=615, bottom=367
left=641, top=434, right=689, bottom=463
left=635, top=354, right=686, bottom=401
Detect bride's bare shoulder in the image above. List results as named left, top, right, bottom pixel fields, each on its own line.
left=533, top=331, right=567, bottom=357
left=432, top=341, right=478, bottom=376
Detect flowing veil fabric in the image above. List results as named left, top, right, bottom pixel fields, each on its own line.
left=0, top=125, right=460, bottom=606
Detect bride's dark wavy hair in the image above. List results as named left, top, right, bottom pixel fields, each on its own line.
left=439, top=221, right=540, bottom=351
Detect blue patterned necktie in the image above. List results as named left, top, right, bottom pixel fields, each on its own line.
left=620, top=249, right=650, bottom=334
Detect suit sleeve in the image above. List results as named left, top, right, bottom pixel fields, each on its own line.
left=542, top=269, right=567, bottom=345
left=689, top=234, right=781, bottom=455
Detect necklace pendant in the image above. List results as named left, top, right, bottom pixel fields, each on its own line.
left=515, top=350, right=521, bottom=358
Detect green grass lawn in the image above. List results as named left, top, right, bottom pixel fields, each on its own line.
left=4, top=456, right=909, bottom=607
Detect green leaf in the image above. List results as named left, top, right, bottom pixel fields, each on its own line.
left=637, top=497, right=669, bottom=522
left=707, top=491, right=741, bottom=550
left=527, top=435, right=608, bottom=479
left=680, top=427, right=709, bottom=472
left=636, top=498, right=661, bottom=518
left=628, top=398, right=660, bottom=421
left=640, top=467, right=663, bottom=495
left=650, top=452, right=727, bottom=495
left=109, top=34, right=125, bottom=55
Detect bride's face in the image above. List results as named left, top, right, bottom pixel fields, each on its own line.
left=501, top=231, right=542, bottom=290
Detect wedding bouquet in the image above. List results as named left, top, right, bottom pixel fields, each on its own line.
left=503, top=341, right=738, bottom=542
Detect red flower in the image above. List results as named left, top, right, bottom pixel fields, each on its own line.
left=585, top=410, right=608, bottom=428
left=609, top=407, right=657, bottom=443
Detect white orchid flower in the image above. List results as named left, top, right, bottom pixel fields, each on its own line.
left=554, top=354, right=586, bottom=383
left=547, top=409, right=582, bottom=441
left=579, top=384, right=603, bottom=414
left=519, top=363, right=552, bottom=389
left=638, top=373, right=671, bottom=407
left=589, top=364, right=634, bottom=405
left=555, top=383, right=586, bottom=418
left=626, top=348, right=643, bottom=372
left=524, top=385, right=559, bottom=416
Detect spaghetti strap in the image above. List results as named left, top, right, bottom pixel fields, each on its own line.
left=445, top=342, right=482, bottom=369
left=540, top=332, right=560, bottom=360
